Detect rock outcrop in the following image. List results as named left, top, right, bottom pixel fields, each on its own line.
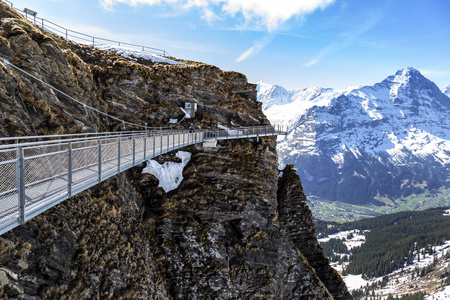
left=0, top=2, right=349, bottom=298
left=278, top=164, right=352, bottom=299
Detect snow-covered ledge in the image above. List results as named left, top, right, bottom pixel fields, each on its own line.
left=142, top=151, right=191, bottom=192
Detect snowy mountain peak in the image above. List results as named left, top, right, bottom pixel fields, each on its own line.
left=376, top=67, right=450, bottom=108
left=382, top=67, right=427, bottom=87
left=256, top=81, right=291, bottom=110
left=260, top=68, right=450, bottom=206
left=395, top=66, right=421, bottom=77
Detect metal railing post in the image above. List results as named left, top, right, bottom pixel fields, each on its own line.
left=85, top=139, right=88, bottom=168
left=98, top=141, right=102, bottom=183
left=132, top=139, right=136, bottom=165
left=160, top=132, right=163, bottom=155
left=58, top=142, right=62, bottom=175
left=144, top=137, right=147, bottom=160
left=172, top=133, right=175, bottom=151
left=118, top=138, right=121, bottom=173
left=167, top=133, right=170, bottom=152
left=68, top=142, right=72, bottom=198
left=17, top=147, right=25, bottom=225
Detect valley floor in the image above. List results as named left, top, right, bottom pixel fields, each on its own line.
left=309, top=188, right=450, bottom=223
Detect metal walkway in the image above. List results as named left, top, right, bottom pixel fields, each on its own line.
left=0, top=125, right=286, bottom=235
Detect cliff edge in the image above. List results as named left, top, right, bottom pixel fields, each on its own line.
left=0, top=2, right=349, bottom=299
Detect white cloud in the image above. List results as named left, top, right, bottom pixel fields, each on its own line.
left=99, top=0, right=335, bottom=31
left=201, top=7, right=221, bottom=24
left=236, top=35, right=272, bottom=62
left=219, top=0, right=334, bottom=31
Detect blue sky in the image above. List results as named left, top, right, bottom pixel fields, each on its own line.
left=9, top=0, right=450, bottom=90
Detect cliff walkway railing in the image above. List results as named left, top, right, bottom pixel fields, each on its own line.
left=1, top=0, right=170, bottom=57
left=0, top=125, right=286, bottom=235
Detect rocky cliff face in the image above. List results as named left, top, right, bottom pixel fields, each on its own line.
left=278, top=165, right=351, bottom=300
left=0, top=3, right=348, bottom=299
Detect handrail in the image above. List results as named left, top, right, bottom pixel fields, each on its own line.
left=0, top=125, right=287, bottom=235
left=1, top=0, right=171, bottom=57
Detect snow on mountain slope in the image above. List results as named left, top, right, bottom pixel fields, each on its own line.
left=256, top=81, right=291, bottom=110
left=258, top=68, right=450, bottom=205
left=443, top=85, right=450, bottom=97
left=259, top=82, right=352, bottom=126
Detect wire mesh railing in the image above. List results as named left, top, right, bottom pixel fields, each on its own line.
left=0, top=125, right=286, bottom=235
left=1, top=0, right=170, bottom=57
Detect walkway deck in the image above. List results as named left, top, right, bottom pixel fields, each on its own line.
left=0, top=125, right=285, bottom=235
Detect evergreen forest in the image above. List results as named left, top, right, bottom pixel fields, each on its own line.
left=317, top=207, right=450, bottom=278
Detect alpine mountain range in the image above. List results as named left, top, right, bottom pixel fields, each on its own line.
left=257, top=67, right=450, bottom=206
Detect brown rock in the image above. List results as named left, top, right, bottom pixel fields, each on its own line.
left=0, top=2, right=350, bottom=299
left=278, top=164, right=352, bottom=299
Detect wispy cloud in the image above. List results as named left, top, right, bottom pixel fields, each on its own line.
left=99, top=0, right=335, bottom=31
left=236, top=35, right=272, bottom=62
left=306, top=13, right=380, bottom=67
left=306, top=43, right=345, bottom=67
left=201, top=7, right=221, bottom=24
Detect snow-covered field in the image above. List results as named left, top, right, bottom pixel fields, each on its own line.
left=344, top=274, right=373, bottom=290
left=318, top=229, right=367, bottom=250
left=427, top=285, right=450, bottom=299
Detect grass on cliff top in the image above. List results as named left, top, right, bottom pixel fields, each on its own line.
left=309, top=187, right=450, bottom=223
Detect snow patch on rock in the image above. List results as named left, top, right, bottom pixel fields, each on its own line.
left=96, top=45, right=182, bottom=65
left=218, top=124, right=243, bottom=136
left=142, top=151, right=191, bottom=192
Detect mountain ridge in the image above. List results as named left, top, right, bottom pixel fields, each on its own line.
left=258, top=68, right=450, bottom=207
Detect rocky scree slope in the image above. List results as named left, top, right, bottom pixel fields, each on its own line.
left=0, top=3, right=348, bottom=299
left=258, top=68, right=450, bottom=206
